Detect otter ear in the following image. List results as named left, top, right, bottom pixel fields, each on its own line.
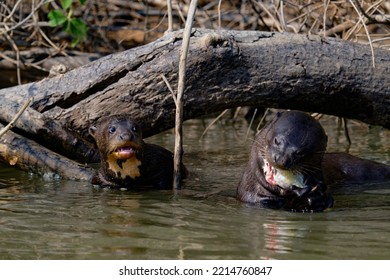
left=89, top=125, right=97, bottom=138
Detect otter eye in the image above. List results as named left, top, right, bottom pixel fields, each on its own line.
left=132, top=126, right=137, bottom=132
left=274, top=137, right=280, bottom=146
left=108, top=126, right=116, bottom=134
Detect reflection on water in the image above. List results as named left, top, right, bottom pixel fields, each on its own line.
left=0, top=114, right=390, bottom=259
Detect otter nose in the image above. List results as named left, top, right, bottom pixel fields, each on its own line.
left=119, top=132, right=133, bottom=141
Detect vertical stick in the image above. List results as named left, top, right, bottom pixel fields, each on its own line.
left=217, top=0, right=222, bottom=29
left=167, top=0, right=173, bottom=32
left=173, top=0, right=198, bottom=189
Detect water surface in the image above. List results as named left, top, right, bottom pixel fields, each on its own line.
left=1, top=114, right=389, bottom=259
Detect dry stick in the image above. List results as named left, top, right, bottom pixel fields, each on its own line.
left=354, top=0, right=389, bottom=25
left=322, top=0, right=331, bottom=36
left=0, top=97, right=33, bottom=138
left=245, top=108, right=258, bottom=140
left=175, top=3, right=186, bottom=25
left=201, top=109, right=229, bottom=139
left=343, top=118, right=352, bottom=147
left=161, top=74, right=177, bottom=106
left=324, top=21, right=355, bottom=37
left=217, top=0, right=222, bottom=29
left=348, top=0, right=376, bottom=68
left=4, top=0, right=23, bottom=21
left=279, top=0, right=287, bottom=31
left=0, top=0, right=48, bottom=36
left=255, top=1, right=283, bottom=32
left=3, top=27, right=21, bottom=85
left=173, top=0, right=198, bottom=189
left=167, top=0, right=173, bottom=32
left=255, top=108, right=270, bottom=134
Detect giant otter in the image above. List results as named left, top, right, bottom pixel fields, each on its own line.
left=237, top=111, right=390, bottom=212
left=89, top=115, right=185, bottom=189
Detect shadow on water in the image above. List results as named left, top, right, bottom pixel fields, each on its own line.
left=0, top=116, right=389, bottom=259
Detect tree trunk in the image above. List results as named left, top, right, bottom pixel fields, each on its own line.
left=0, top=29, right=389, bottom=177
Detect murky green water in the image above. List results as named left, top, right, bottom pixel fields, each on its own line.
left=1, top=113, right=389, bottom=259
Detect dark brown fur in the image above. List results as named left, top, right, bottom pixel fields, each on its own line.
left=89, top=115, right=185, bottom=189
left=237, top=111, right=390, bottom=211
left=322, top=152, right=390, bottom=185
left=237, top=111, right=333, bottom=212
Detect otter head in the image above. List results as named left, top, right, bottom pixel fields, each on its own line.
left=263, top=111, right=327, bottom=188
left=89, top=116, right=143, bottom=160
left=89, top=116, right=144, bottom=180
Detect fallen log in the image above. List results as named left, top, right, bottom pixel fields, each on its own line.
left=0, top=96, right=99, bottom=163
left=0, top=123, right=94, bottom=181
left=0, top=29, right=389, bottom=176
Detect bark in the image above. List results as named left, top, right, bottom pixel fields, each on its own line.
left=0, top=29, right=389, bottom=177
left=0, top=124, right=94, bottom=181
left=0, top=97, right=99, bottom=163
left=0, top=48, right=102, bottom=88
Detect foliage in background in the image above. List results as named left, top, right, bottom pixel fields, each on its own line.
left=0, top=0, right=389, bottom=86
left=47, top=0, right=88, bottom=47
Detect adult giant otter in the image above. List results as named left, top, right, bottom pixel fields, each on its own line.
left=89, top=115, right=185, bottom=189
left=237, top=111, right=390, bottom=212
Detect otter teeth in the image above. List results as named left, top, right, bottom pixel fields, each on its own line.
left=113, top=146, right=136, bottom=160
left=117, top=146, right=133, bottom=153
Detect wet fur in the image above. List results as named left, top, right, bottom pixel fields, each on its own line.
left=237, top=111, right=390, bottom=212
left=238, top=111, right=331, bottom=212
left=90, top=115, right=185, bottom=189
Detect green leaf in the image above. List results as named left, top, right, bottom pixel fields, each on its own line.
left=64, top=18, right=88, bottom=47
left=48, top=10, right=67, bottom=27
left=61, top=0, right=73, bottom=10
left=70, top=37, right=80, bottom=48
left=79, top=0, right=87, bottom=5
left=67, top=18, right=88, bottom=38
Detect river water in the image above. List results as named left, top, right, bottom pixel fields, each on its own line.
left=1, top=113, right=389, bottom=259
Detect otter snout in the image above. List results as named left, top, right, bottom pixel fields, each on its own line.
left=273, top=155, right=294, bottom=169
left=119, top=132, right=135, bottom=142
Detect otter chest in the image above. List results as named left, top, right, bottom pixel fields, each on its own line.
left=107, top=156, right=141, bottom=179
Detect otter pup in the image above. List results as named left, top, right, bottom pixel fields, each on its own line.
left=237, top=111, right=390, bottom=212
left=89, top=115, right=184, bottom=189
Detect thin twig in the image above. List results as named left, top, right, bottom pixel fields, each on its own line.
left=0, top=97, right=33, bottom=139
left=175, top=3, right=187, bottom=25
left=3, top=27, right=21, bottom=85
left=245, top=108, right=257, bottom=140
left=161, top=74, right=177, bottom=106
left=348, top=0, right=376, bottom=67
left=217, top=0, right=222, bottom=29
left=201, top=109, right=229, bottom=139
left=255, top=108, right=269, bottom=134
left=4, top=0, right=23, bottom=21
left=279, top=0, right=287, bottom=31
left=173, top=0, right=198, bottom=189
left=343, top=118, right=352, bottom=147
left=322, top=0, right=331, bottom=36
left=0, top=0, right=49, bottom=36
left=167, top=0, right=173, bottom=32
